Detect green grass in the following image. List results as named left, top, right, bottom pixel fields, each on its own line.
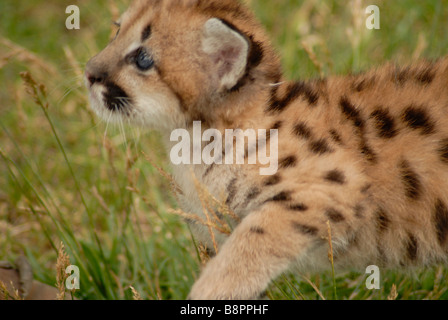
left=1, top=0, right=448, bottom=300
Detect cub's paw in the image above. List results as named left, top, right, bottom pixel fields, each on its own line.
left=187, top=264, right=261, bottom=300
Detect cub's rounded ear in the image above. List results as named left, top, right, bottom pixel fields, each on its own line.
left=202, top=18, right=249, bottom=91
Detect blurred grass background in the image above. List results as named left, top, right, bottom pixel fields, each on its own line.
left=0, top=0, right=448, bottom=300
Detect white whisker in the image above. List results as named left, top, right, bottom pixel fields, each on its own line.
left=103, top=109, right=114, bottom=147
left=118, top=111, right=128, bottom=151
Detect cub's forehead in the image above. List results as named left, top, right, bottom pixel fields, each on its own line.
left=116, top=0, right=207, bottom=39
left=117, top=0, right=253, bottom=38
left=118, top=0, right=154, bottom=25
left=119, top=0, right=245, bottom=23
left=122, top=0, right=194, bottom=17
left=118, top=0, right=184, bottom=27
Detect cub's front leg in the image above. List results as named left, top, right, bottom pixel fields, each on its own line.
left=188, top=194, right=359, bottom=300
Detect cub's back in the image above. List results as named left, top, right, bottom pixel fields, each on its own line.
left=264, top=57, right=448, bottom=267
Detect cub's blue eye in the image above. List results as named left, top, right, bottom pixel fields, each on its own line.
left=136, top=48, right=154, bottom=71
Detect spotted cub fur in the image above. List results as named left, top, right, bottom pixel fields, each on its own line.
left=85, top=0, right=448, bottom=299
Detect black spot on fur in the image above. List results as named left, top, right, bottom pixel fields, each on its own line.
left=394, top=67, right=410, bottom=86
left=402, top=106, right=435, bottom=135
left=293, top=122, right=313, bottom=140
left=264, top=174, right=281, bottom=186
left=352, top=77, right=375, bottom=92
left=352, top=79, right=366, bottom=92
left=264, top=128, right=273, bottom=143
left=354, top=204, right=365, bottom=219
left=376, top=207, right=390, bottom=233
left=279, top=156, right=297, bottom=169
left=339, top=97, right=378, bottom=163
left=141, top=25, right=152, bottom=42
left=246, top=187, right=261, bottom=201
left=242, top=187, right=261, bottom=208
left=360, top=141, right=378, bottom=164
left=325, top=208, right=345, bottom=223
left=406, top=233, right=418, bottom=261
left=267, top=82, right=301, bottom=113
left=288, top=203, right=309, bottom=212
left=361, top=184, right=372, bottom=194
left=394, top=64, right=435, bottom=86
left=267, top=81, right=319, bottom=113
left=329, top=130, right=343, bottom=145
left=303, top=88, right=319, bottom=106
left=203, top=163, right=216, bottom=178
left=340, top=96, right=364, bottom=129
left=324, top=170, right=346, bottom=185
left=291, top=222, right=318, bottom=236
left=400, top=161, right=422, bottom=200
left=225, top=178, right=238, bottom=206
left=309, top=139, right=333, bottom=155
left=438, top=139, right=448, bottom=164
left=266, top=86, right=280, bottom=112
left=271, top=121, right=283, bottom=130
left=434, top=199, right=448, bottom=246
left=265, top=191, right=292, bottom=203
left=371, top=108, right=398, bottom=139
left=250, top=226, right=265, bottom=235
left=416, top=66, right=435, bottom=85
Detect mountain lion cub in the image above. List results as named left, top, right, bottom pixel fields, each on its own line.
left=85, top=0, right=448, bottom=299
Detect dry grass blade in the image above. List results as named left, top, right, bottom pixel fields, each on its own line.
left=198, top=244, right=212, bottom=266
left=168, top=168, right=238, bottom=254
left=145, top=148, right=238, bottom=253
left=300, top=274, right=326, bottom=300
left=1, top=37, right=57, bottom=75
left=92, top=186, right=111, bottom=214
left=63, top=46, right=84, bottom=86
left=301, top=41, right=324, bottom=77
left=130, top=286, right=143, bottom=300
left=168, top=208, right=230, bottom=236
left=388, top=284, right=398, bottom=300
left=0, top=280, right=22, bottom=300
left=19, top=71, right=49, bottom=110
left=0, top=280, right=9, bottom=300
left=190, top=169, right=240, bottom=224
left=190, top=169, right=231, bottom=254
left=326, top=221, right=337, bottom=299
left=142, top=151, right=182, bottom=198
left=56, top=242, right=71, bottom=300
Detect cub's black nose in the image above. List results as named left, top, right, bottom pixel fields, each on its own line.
left=85, top=70, right=108, bottom=87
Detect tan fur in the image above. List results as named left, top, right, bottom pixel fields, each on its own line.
left=86, top=0, right=448, bottom=299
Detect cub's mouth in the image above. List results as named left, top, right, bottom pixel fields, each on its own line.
left=102, top=82, right=131, bottom=112
left=85, top=71, right=132, bottom=115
